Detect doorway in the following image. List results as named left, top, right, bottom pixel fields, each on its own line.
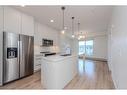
left=78, top=40, right=93, bottom=56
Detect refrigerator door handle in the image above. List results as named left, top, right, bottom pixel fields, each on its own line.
left=19, top=41, right=23, bottom=64
left=18, top=41, right=20, bottom=65
left=19, top=40, right=25, bottom=77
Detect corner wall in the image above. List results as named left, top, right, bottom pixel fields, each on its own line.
left=108, top=6, right=127, bottom=89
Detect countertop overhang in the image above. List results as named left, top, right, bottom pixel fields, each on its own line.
left=41, top=54, right=78, bottom=62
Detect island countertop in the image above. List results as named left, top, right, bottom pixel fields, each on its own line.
left=41, top=54, right=78, bottom=62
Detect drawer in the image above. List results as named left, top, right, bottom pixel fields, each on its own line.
left=34, top=59, right=42, bottom=66
left=34, top=64, right=41, bottom=72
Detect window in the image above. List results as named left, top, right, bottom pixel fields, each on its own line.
left=79, top=40, right=93, bottom=56
left=79, top=41, right=85, bottom=55
left=85, top=40, right=93, bottom=56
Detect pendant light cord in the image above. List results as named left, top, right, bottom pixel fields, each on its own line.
left=78, top=23, right=80, bottom=36
left=63, top=9, right=64, bottom=30
left=72, top=17, right=74, bottom=35
left=61, top=7, right=65, bottom=30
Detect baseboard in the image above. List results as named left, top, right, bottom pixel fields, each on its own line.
left=80, top=56, right=107, bottom=62
left=111, top=71, right=118, bottom=89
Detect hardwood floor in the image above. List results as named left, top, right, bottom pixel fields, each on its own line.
left=0, top=59, right=114, bottom=89
left=65, top=59, right=114, bottom=89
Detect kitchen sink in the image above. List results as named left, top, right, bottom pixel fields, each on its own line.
left=60, top=54, right=71, bottom=56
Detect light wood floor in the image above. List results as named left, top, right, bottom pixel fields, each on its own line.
left=0, top=59, right=114, bottom=89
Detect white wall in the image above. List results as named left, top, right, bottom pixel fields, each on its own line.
left=59, top=33, right=78, bottom=55
left=59, top=34, right=72, bottom=54
left=72, top=39, right=79, bottom=55
left=34, top=21, right=60, bottom=55
left=108, top=6, right=127, bottom=89
left=83, top=32, right=108, bottom=60
left=92, top=35, right=108, bottom=59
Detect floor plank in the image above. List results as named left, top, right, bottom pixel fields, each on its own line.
left=0, top=59, right=114, bottom=89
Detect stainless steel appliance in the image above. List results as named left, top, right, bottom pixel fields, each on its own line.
left=42, top=39, right=53, bottom=46
left=3, top=32, right=34, bottom=84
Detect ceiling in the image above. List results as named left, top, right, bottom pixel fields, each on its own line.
left=14, top=6, right=113, bottom=36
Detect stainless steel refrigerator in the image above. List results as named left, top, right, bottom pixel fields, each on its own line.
left=3, top=32, right=34, bottom=84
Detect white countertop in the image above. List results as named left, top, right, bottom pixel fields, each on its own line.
left=42, top=54, right=77, bottom=62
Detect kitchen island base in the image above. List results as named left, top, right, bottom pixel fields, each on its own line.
left=41, top=55, right=78, bottom=89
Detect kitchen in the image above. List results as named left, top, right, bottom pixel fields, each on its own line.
left=0, top=6, right=79, bottom=89
left=0, top=6, right=115, bottom=89
left=1, top=3, right=127, bottom=95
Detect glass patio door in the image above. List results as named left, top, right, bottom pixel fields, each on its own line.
left=79, top=40, right=93, bottom=56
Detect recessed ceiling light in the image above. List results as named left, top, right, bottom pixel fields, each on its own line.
left=50, top=20, right=54, bottom=22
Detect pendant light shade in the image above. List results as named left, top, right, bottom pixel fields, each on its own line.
left=71, top=17, right=75, bottom=38
left=61, top=6, right=66, bottom=34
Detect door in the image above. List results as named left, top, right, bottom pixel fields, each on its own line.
left=3, top=32, right=20, bottom=83
left=20, top=34, right=34, bottom=78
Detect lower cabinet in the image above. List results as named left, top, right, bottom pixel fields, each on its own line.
left=34, top=55, right=42, bottom=72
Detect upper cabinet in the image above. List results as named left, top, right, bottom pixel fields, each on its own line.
left=21, top=13, right=34, bottom=36
left=3, top=7, right=34, bottom=36
left=0, top=7, right=3, bottom=33
left=4, top=7, right=21, bottom=34
left=0, top=6, right=3, bottom=86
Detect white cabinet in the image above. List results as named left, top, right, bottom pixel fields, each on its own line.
left=21, top=13, right=34, bottom=36
left=3, top=7, right=34, bottom=36
left=34, top=55, right=42, bottom=72
left=0, top=6, right=3, bottom=86
left=4, top=7, right=21, bottom=34
left=0, top=7, right=3, bottom=32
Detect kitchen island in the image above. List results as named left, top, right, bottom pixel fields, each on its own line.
left=41, top=54, right=78, bottom=89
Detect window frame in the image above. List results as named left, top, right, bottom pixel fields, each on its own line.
left=78, top=39, right=94, bottom=56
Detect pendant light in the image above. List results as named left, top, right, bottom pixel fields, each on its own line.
left=71, top=17, right=75, bottom=38
left=78, top=23, right=85, bottom=40
left=61, top=6, right=66, bottom=34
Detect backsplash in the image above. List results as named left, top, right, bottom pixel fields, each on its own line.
left=34, top=44, right=60, bottom=55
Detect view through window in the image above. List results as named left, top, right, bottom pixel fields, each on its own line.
left=79, top=40, right=93, bottom=56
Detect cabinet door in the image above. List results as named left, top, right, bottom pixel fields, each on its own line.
left=21, top=13, right=34, bottom=36
left=34, top=55, right=41, bottom=72
left=0, top=6, right=3, bottom=32
left=4, top=7, right=21, bottom=34
left=0, top=6, right=3, bottom=86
